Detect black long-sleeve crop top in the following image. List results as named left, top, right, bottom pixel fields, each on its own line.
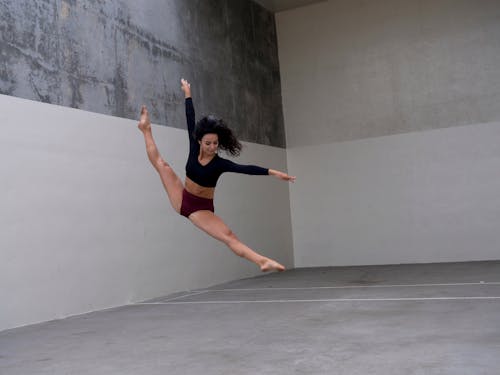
left=184, top=98, right=269, bottom=188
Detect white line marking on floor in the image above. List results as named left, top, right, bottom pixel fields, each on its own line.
left=135, top=296, right=500, bottom=305
left=146, top=290, right=210, bottom=303
left=192, top=281, right=500, bottom=292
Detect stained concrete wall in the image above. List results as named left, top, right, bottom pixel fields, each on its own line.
left=0, top=0, right=285, bottom=147
left=277, top=0, right=500, bottom=266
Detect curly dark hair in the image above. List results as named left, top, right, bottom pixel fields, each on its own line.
left=194, top=115, right=242, bottom=156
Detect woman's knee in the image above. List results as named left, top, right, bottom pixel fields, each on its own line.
left=156, top=157, right=171, bottom=170
left=223, top=228, right=235, bottom=240
left=156, top=159, right=177, bottom=179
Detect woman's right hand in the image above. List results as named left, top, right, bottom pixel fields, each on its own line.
left=181, top=78, right=191, bottom=98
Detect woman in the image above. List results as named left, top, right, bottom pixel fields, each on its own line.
left=138, top=78, right=295, bottom=272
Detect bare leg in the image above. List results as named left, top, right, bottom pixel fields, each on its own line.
left=189, top=210, right=285, bottom=272
left=138, top=106, right=184, bottom=213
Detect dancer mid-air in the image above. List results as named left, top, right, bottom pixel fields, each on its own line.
left=138, top=79, right=295, bottom=272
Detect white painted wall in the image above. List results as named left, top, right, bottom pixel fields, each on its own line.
left=277, top=1, right=500, bottom=267
left=287, top=123, right=500, bottom=266
left=0, top=94, right=293, bottom=331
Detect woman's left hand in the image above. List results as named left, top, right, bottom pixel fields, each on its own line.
left=269, top=169, right=296, bottom=183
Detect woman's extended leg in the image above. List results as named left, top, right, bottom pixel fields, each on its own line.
left=138, top=106, right=184, bottom=213
left=188, top=210, right=285, bottom=272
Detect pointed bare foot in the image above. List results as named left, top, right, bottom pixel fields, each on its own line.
left=260, top=258, right=285, bottom=272
left=138, top=105, right=151, bottom=132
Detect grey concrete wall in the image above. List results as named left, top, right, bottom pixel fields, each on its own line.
left=0, top=0, right=285, bottom=147
left=277, top=0, right=500, bottom=266
left=0, top=0, right=293, bottom=331
left=277, top=0, right=500, bottom=147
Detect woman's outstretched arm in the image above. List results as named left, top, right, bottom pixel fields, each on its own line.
left=221, top=159, right=296, bottom=183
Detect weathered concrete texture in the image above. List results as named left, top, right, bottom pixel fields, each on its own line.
left=0, top=0, right=285, bottom=147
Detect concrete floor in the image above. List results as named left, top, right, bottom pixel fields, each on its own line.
left=1, top=261, right=500, bottom=374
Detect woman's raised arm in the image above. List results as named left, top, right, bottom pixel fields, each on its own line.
left=181, top=78, right=196, bottom=141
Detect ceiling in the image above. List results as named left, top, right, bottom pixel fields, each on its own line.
left=253, top=0, right=327, bottom=13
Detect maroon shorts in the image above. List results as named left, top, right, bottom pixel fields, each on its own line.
left=180, top=189, right=214, bottom=218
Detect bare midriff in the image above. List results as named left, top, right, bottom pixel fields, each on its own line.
left=184, top=176, right=215, bottom=199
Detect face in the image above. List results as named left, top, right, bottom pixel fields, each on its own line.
left=199, top=133, right=219, bottom=155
